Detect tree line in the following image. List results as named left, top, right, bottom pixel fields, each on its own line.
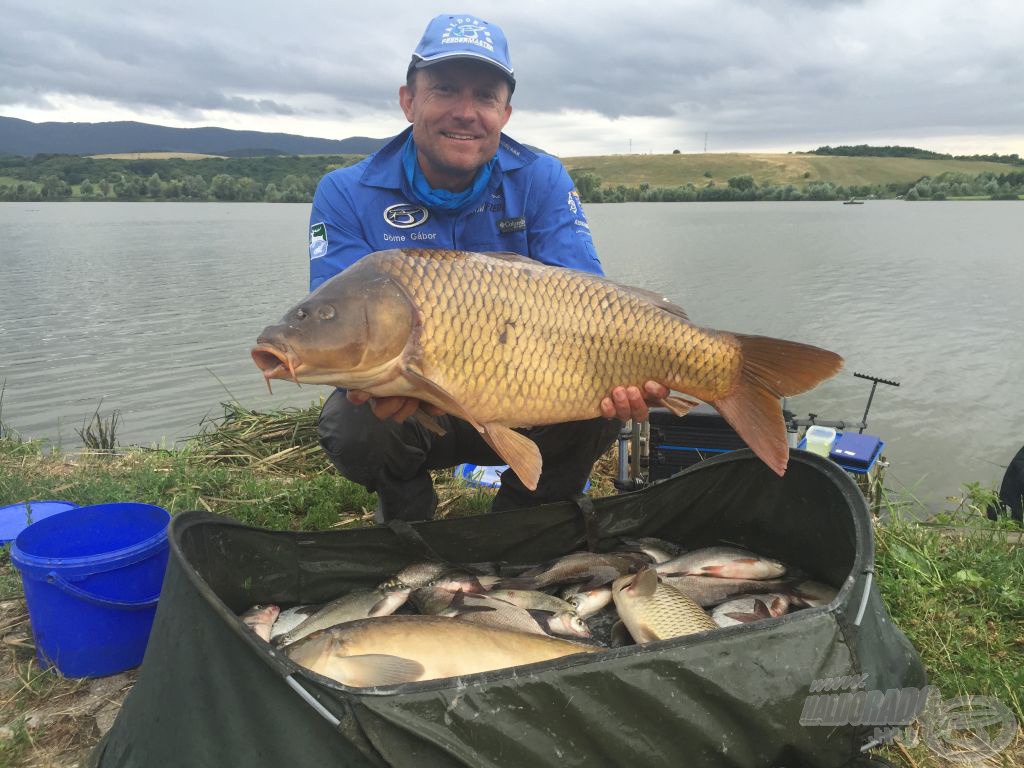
left=807, top=144, right=1023, bottom=166
left=568, top=169, right=1024, bottom=203
left=2, top=151, right=1022, bottom=203
left=0, top=153, right=360, bottom=202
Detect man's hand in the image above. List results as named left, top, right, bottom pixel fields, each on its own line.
left=347, top=390, right=444, bottom=423
left=600, top=381, right=669, bottom=423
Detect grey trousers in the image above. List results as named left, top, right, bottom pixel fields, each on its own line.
left=317, top=389, right=622, bottom=522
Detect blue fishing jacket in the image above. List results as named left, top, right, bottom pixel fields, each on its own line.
left=308, top=127, right=601, bottom=290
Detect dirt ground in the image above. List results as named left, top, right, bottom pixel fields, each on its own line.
left=0, top=597, right=135, bottom=768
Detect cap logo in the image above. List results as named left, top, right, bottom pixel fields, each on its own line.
left=384, top=203, right=430, bottom=229
left=442, top=18, right=494, bottom=52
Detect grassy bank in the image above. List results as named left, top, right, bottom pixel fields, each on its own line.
left=560, top=153, right=1016, bottom=190
left=1, top=403, right=1021, bottom=766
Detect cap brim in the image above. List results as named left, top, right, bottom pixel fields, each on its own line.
left=411, top=52, right=515, bottom=82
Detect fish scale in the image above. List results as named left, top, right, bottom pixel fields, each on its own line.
left=383, top=249, right=743, bottom=425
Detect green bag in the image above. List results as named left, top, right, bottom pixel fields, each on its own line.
left=91, top=450, right=925, bottom=767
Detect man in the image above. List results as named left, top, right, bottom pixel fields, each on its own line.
left=310, top=13, right=666, bottom=522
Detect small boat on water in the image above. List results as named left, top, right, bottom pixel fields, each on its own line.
left=843, top=198, right=864, bottom=205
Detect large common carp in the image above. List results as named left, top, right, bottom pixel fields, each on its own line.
left=252, top=248, right=842, bottom=488
left=286, top=615, right=598, bottom=686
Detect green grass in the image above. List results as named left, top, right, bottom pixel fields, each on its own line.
left=560, top=153, right=1015, bottom=190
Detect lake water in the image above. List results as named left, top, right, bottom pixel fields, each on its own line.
left=1, top=201, right=1022, bottom=511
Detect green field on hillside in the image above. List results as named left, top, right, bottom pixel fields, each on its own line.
left=560, top=153, right=1014, bottom=189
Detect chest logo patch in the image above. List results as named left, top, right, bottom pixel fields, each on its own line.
left=384, top=203, right=430, bottom=229
left=497, top=216, right=526, bottom=235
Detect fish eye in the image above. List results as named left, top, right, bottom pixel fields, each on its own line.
left=295, top=308, right=307, bottom=319
left=317, top=305, right=336, bottom=320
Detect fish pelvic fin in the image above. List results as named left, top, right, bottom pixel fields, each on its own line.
left=481, top=423, right=542, bottom=491
left=712, top=334, right=843, bottom=476
left=334, top=654, right=425, bottom=687
left=655, top=394, right=701, bottom=418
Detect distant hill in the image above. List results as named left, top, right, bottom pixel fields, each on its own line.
left=561, top=152, right=1018, bottom=189
left=0, top=116, right=392, bottom=157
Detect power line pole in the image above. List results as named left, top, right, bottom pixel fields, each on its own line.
left=704, top=132, right=708, bottom=153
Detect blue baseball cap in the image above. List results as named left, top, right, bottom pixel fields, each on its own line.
left=410, top=14, right=515, bottom=91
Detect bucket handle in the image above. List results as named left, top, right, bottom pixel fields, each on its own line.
left=46, top=571, right=160, bottom=611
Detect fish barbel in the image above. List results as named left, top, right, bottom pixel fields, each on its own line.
left=612, top=568, right=717, bottom=643
left=252, top=249, right=843, bottom=488
left=286, top=615, right=598, bottom=686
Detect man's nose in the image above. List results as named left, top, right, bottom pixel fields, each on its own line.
left=450, top=90, right=476, bottom=120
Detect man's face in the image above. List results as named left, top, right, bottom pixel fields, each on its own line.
left=399, top=60, right=513, bottom=192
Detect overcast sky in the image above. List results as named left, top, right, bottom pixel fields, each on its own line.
left=3, top=0, right=1022, bottom=157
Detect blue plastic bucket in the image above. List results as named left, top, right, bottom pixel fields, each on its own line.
left=10, top=502, right=171, bottom=677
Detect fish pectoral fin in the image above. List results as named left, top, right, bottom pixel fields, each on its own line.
left=655, top=394, right=701, bottom=417
left=633, top=622, right=658, bottom=643
left=335, top=654, right=425, bottom=686
left=481, top=423, right=542, bottom=492
left=610, top=620, right=634, bottom=647
left=400, top=369, right=483, bottom=429
left=578, top=566, right=624, bottom=591
left=412, top=408, right=447, bottom=436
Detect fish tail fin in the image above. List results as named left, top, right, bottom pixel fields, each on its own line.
left=712, top=334, right=843, bottom=476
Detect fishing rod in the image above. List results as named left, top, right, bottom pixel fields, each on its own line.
left=784, top=371, right=900, bottom=435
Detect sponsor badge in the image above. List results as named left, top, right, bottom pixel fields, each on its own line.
left=309, top=222, right=328, bottom=260
left=497, top=216, right=526, bottom=235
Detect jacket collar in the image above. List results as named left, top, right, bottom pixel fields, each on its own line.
left=360, top=126, right=537, bottom=190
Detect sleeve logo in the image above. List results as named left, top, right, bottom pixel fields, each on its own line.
left=309, top=222, right=328, bottom=260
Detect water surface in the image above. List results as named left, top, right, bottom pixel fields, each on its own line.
left=2, top=201, right=1021, bottom=510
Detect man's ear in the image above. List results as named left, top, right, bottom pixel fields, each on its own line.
left=399, top=85, right=415, bottom=123
left=500, top=102, right=512, bottom=130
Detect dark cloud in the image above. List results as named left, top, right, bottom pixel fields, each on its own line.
left=2, top=0, right=1022, bottom=151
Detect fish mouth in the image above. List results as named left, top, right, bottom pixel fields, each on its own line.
left=251, top=341, right=302, bottom=392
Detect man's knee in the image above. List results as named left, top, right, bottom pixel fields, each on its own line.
left=317, top=391, right=386, bottom=476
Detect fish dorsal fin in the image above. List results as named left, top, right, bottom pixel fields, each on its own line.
left=633, top=567, right=659, bottom=597
left=481, top=250, right=542, bottom=265
left=335, top=654, right=425, bottom=686
left=617, top=284, right=690, bottom=321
